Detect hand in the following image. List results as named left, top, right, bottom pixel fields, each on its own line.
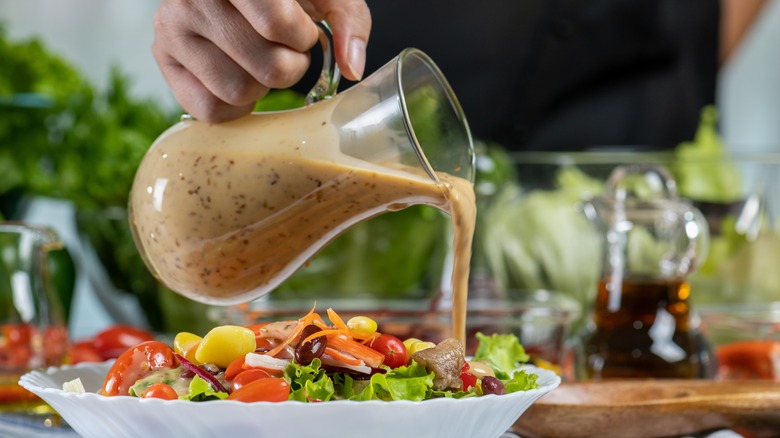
left=152, top=0, right=371, bottom=122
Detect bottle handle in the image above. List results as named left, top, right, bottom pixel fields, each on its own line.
left=305, top=20, right=342, bottom=105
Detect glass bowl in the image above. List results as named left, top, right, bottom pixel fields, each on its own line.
left=697, top=302, right=780, bottom=381
left=222, top=290, right=580, bottom=371
left=476, top=149, right=780, bottom=312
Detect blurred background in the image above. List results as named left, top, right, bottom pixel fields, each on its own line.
left=2, top=0, right=780, bottom=377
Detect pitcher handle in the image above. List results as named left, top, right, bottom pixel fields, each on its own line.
left=305, top=20, right=341, bottom=105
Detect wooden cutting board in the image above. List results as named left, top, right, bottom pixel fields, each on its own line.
left=513, top=380, right=780, bottom=438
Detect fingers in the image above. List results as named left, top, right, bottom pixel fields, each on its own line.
left=309, top=0, right=372, bottom=81
left=152, top=0, right=320, bottom=122
left=153, top=36, right=259, bottom=123
left=230, top=0, right=319, bottom=53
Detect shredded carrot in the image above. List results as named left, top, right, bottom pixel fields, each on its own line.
left=312, top=319, right=330, bottom=329
left=263, top=304, right=383, bottom=365
left=302, top=329, right=346, bottom=345
left=327, top=334, right=385, bottom=368
left=359, top=333, right=381, bottom=344
left=327, top=308, right=349, bottom=332
left=301, top=327, right=377, bottom=345
left=264, top=302, right=319, bottom=357
left=323, top=347, right=362, bottom=366
left=324, top=308, right=381, bottom=342
left=302, top=302, right=318, bottom=322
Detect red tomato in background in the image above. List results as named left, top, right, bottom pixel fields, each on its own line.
left=716, top=340, right=780, bottom=380
left=0, top=324, right=33, bottom=367
left=93, top=325, right=156, bottom=361
left=368, top=334, right=409, bottom=369
left=68, top=340, right=103, bottom=364
left=43, top=326, right=69, bottom=365
left=101, top=340, right=176, bottom=396
left=227, top=377, right=289, bottom=402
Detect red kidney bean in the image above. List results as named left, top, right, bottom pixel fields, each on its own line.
left=295, top=324, right=327, bottom=365
left=482, top=376, right=506, bottom=395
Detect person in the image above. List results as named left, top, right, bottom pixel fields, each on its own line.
left=151, top=0, right=371, bottom=123
left=152, top=0, right=765, bottom=150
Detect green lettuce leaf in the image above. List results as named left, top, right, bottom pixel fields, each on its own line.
left=284, top=358, right=335, bottom=402
left=673, top=105, right=742, bottom=203
left=503, top=369, right=539, bottom=393
left=182, top=375, right=228, bottom=401
left=337, top=362, right=434, bottom=401
left=335, top=374, right=370, bottom=400
left=473, top=332, right=530, bottom=380
left=370, top=362, right=434, bottom=401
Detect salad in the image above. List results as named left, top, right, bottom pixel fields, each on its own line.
left=74, top=305, right=540, bottom=403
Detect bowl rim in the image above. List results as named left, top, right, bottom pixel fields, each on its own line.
left=19, top=360, right=561, bottom=407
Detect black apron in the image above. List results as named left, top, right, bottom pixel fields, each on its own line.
left=301, top=0, right=720, bottom=151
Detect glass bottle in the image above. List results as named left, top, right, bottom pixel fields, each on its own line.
left=575, top=164, right=715, bottom=379
left=0, top=222, right=69, bottom=417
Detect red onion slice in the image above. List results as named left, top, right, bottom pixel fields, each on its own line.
left=174, top=353, right=228, bottom=394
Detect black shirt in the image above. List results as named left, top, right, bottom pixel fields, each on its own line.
left=356, top=0, right=720, bottom=151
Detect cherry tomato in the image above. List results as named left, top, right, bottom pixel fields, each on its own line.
left=68, top=340, right=103, bottom=364
left=369, top=334, right=409, bottom=369
left=143, top=383, right=179, bottom=400
left=227, top=377, right=290, bottom=402
left=101, top=340, right=176, bottom=396
left=716, top=340, right=780, bottom=380
left=225, top=355, right=247, bottom=381
left=93, top=325, right=156, bottom=361
left=43, top=326, right=69, bottom=365
left=231, top=369, right=271, bottom=392
left=0, top=324, right=33, bottom=367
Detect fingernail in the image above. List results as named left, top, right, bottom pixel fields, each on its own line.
left=348, top=37, right=366, bottom=80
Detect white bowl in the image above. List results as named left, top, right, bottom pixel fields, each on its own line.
left=20, top=361, right=559, bottom=438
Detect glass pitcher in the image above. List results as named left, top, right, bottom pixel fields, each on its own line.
left=574, top=164, right=715, bottom=379
left=0, top=222, right=69, bottom=417
left=129, top=22, right=475, bottom=306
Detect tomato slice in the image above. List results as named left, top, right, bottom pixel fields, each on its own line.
left=228, top=377, right=290, bottom=402
left=101, top=341, right=176, bottom=396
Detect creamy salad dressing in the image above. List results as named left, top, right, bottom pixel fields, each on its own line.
left=130, top=96, right=476, bottom=344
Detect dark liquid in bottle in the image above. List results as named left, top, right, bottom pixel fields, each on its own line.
left=578, top=276, right=713, bottom=380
